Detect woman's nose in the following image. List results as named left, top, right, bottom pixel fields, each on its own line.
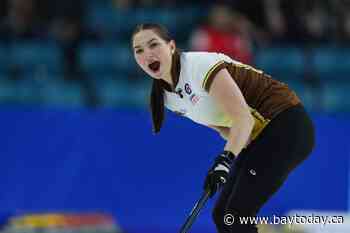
left=145, top=51, right=156, bottom=60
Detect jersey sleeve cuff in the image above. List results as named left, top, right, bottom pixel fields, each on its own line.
left=202, top=61, right=228, bottom=93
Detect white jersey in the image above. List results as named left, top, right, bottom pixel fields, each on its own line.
left=164, top=51, right=241, bottom=128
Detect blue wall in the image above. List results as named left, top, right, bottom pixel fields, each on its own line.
left=0, top=107, right=349, bottom=232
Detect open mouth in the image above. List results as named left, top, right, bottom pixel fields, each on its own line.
left=148, top=61, right=160, bottom=73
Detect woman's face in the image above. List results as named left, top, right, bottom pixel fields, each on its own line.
left=133, top=29, right=175, bottom=80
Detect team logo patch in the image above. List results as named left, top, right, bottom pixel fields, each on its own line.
left=184, top=83, right=192, bottom=95
left=190, top=94, right=200, bottom=105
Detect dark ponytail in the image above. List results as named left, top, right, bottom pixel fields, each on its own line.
left=149, top=50, right=180, bottom=134
left=150, top=79, right=165, bottom=134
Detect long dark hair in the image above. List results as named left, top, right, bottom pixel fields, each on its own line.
left=131, top=23, right=177, bottom=134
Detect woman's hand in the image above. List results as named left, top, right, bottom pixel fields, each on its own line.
left=203, top=151, right=235, bottom=197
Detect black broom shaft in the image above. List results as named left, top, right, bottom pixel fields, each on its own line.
left=179, top=189, right=211, bottom=233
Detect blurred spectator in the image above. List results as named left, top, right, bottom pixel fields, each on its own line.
left=277, top=0, right=307, bottom=44
left=234, top=0, right=331, bottom=44
left=189, top=3, right=253, bottom=64
left=51, top=17, right=83, bottom=81
left=264, top=0, right=287, bottom=41
left=301, top=0, right=330, bottom=44
left=0, top=0, right=46, bottom=41
left=231, top=0, right=268, bottom=36
left=332, top=0, right=350, bottom=43
left=50, top=0, right=100, bottom=78
left=233, top=0, right=291, bottom=44
left=280, top=0, right=332, bottom=44
left=50, top=0, right=99, bottom=107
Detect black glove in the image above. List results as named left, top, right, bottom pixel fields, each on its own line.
left=204, top=151, right=235, bottom=197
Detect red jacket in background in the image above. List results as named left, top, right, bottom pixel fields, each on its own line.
left=190, top=26, right=253, bottom=64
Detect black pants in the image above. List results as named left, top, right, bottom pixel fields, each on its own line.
left=212, top=104, right=315, bottom=233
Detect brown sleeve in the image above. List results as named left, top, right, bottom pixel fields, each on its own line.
left=202, top=61, right=229, bottom=92
left=225, top=62, right=301, bottom=120
left=202, top=60, right=300, bottom=120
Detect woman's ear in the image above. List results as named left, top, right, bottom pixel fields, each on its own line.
left=170, top=40, right=176, bottom=54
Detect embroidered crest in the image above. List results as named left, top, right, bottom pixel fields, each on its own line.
left=184, top=83, right=192, bottom=95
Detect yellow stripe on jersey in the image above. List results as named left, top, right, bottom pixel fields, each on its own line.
left=202, top=60, right=225, bottom=89
left=212, top=107, right=270, bottom=144
left=233, top=62, right=264, bottom=75
left=249, top=107, right=270, bottom=141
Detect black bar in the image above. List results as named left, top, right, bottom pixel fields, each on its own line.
left=179, top=188, right=211, bottom=233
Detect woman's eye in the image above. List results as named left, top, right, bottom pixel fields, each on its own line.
left=135, top=49, right=143, bottom=54
left=150, top=43, right=158, bottom=48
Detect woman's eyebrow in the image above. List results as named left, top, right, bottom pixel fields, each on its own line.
left=147, top=38, right=158, bottom=44
left=134, top=38, right=158, bottom=49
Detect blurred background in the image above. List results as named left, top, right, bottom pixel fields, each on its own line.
left=0, top=0, right=349, bottom=233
